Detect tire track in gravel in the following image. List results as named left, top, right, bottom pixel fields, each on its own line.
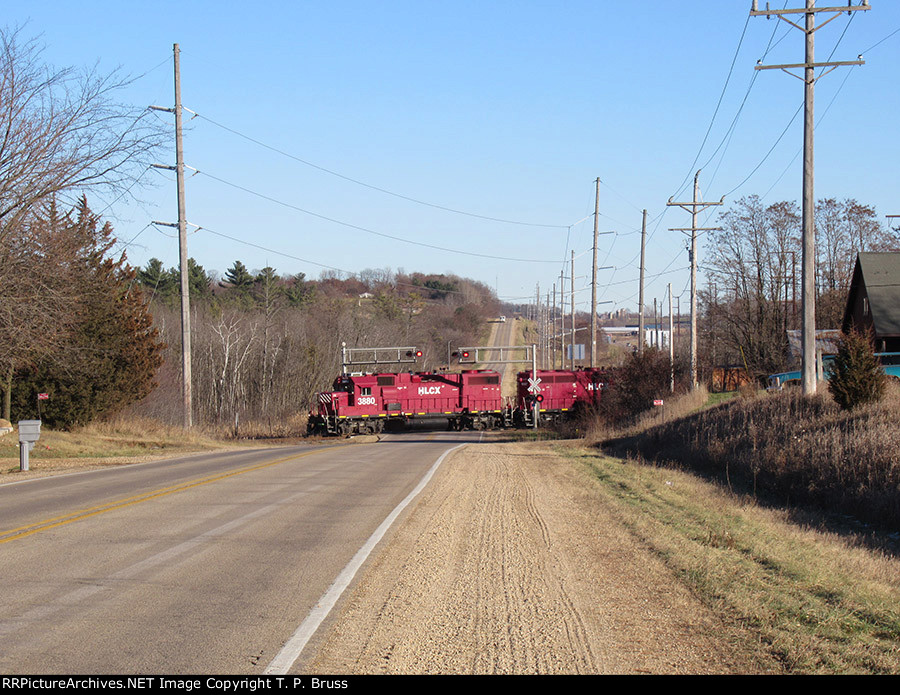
left=302, top=441, right=770, bottom=674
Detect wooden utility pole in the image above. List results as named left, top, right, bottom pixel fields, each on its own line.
left=751, top=0, right=869, bottom=395
left=638, top=209, right=647, bottom=355
left=151, top=44, right=192, bottom=428
left=653, top=298, right=659, bottom=349
left=591, top=178, right=600, bottom=367
left=668, top=283, right=675, bottom=392
left=173, top=44, right=192, bottom=429
left=570, top=250, right=575, bottom=370
left=668, top=171, right=723, bottom=390
left=552, top=282, right=557, bottom=369
left=559, top=269, right=565, bottom=369
left=589, top=179, right=615, bottom=367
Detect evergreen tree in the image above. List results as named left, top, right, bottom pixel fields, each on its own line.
left=11, top=199, right=164, bottom=427
left=222, top=260, right=254, bottom=293
left=827, top=329, right=886, bottom=411
left=138, top=258, right=177, bottom=300
left=188, top=258, right=213, bottom=300
left=284, top=273, right=312, bottom=307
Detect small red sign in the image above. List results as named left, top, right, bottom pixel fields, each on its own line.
left=37, top=393, right=49, bottom=400
left=653, top=399, right=664, bottom=406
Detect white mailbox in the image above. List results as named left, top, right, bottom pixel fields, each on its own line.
left=18, top=420, right=41, bottom=471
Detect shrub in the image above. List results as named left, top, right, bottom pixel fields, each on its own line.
left=827, top=329, right=886, bottom=411
left=600, top=348, right=679, bottom=424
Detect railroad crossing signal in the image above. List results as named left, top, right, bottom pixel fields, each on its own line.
left=527, top=376, right=542, bottom=394
left=341, top=343, right=422, bottom=372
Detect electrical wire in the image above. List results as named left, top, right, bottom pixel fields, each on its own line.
left=191, top=111, right=571, bottom=230
left=195, top=170, right=561, bottom=264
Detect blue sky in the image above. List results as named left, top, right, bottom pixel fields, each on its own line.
left=9, top=1, right=900, bottom=313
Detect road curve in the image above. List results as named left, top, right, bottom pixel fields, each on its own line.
left=0, top=432, right=475, bottom=674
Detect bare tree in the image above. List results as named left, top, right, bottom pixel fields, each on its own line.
left=704, top=196, right=800, bottom=379
left=0, top=28, right=163, bottom=236
left=0, top=27, right=163, bottom=418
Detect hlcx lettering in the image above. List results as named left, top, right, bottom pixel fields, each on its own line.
left=418, top=386, right=442, bottom=396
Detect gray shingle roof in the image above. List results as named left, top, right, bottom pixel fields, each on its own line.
left=855, top=252, right=900, bottom=337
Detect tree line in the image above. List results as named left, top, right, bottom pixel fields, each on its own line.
left=131, top=262, right=500, bottom=430
left=700, top=195, right=898, bottom=381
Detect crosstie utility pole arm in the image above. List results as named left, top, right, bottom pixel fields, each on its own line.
left=667, top=170, right=723, bottom=391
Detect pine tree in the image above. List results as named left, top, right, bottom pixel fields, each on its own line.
left=138, top=258, right=177, bottom=300
left=188, top=258, right=212, bottom=299
left=827, top=329, right=886, bottom=411
left=11, top=199, right=164, bottom=427
left=222, top=260, right=254, bottom=293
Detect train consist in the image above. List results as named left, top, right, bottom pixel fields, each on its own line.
left=307, top=367, right=612, bottom=436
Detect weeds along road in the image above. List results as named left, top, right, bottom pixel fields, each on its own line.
left=0, top=432, right=475, bottom=674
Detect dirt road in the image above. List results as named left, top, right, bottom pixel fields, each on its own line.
left=303, top=439, right=769, bottom=674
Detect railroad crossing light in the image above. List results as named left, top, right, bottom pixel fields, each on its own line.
left=415, top=350, right=423, bottom=358
left=462, top=351, right=470, bottom=359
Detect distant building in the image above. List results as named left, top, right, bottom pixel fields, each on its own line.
left=842, top=252, right=900, bottom=353
left=602, top=325, right=669, bottom=348
left=785, top=329, right=841, bottom=359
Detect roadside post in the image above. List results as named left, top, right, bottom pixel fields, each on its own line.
left=18, top=420, right=41, bottom=472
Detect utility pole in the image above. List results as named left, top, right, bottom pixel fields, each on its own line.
left=545, top=289, right=551, bottom=369
left=668, top=171, right=723, bottom=390
left=559, top=269, right=565, bottom=369
left=676, top=295, right=681, bottom=339
left=589, top=179, right=615, bottom=367
left=591, top=178, right=600, bottom=367
left=151, top=44, right=192, bottom=428
left=638, top=209, right=647, bottom=355
left=552, top=282, right=557, bottom=369
left=668, top=283, right=675, bottom=393
left=752, top=0, right=869, bottom=395
left=570, top=250, right=576, bottom=370
left=653, top=298, right=659, bottom=348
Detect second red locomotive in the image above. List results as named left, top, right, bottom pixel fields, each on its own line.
left=512, top=367, right=611, bottom=427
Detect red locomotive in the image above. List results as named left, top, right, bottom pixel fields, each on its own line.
left=513, top=368, right=611, bottom=427
left=307, top=370, right=506, bottom=436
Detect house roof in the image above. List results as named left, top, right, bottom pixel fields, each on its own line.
left=843, top=252, right=900, bottom=337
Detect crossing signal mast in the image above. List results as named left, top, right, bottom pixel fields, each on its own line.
left=340, top=343, right=422, bottom=373
left=751, top=0, right=870, bottom=396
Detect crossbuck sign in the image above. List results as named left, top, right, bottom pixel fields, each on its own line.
left=527, top=377, right=542, bottom=395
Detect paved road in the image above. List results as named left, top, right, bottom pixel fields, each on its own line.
left=0, top=432, right=476, bottom=674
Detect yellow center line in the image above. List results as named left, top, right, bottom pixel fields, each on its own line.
left=0, top=445, right=348, bottom=545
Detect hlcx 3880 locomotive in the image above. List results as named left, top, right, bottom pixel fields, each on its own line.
left=307, top=366, right=611, bottom=436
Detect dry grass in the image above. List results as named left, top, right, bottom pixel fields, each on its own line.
left=599, top=382, right=900, bottom=531
left=0, top=414, right=266, bottom=478
left=584, top=384, right=712, bottom=444
left=564, top=445, right=900, bottom=674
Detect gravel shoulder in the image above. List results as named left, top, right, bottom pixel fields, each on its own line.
left=304, top=439, right=771, bottom=674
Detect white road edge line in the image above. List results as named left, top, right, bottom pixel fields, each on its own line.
left=264, top=440, right=471, bottom=674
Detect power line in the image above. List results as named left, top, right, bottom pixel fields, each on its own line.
left=191, top=110, right=571, bottom=229
left=195, top=169, right=560, bottom=264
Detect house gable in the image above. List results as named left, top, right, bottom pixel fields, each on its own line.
left=842, top=252, right=900, bottom=351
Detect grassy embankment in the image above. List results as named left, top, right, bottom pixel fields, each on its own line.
left=0, top=416, right=269, bottom=477
left=560, top=385, right=900, bottom=674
